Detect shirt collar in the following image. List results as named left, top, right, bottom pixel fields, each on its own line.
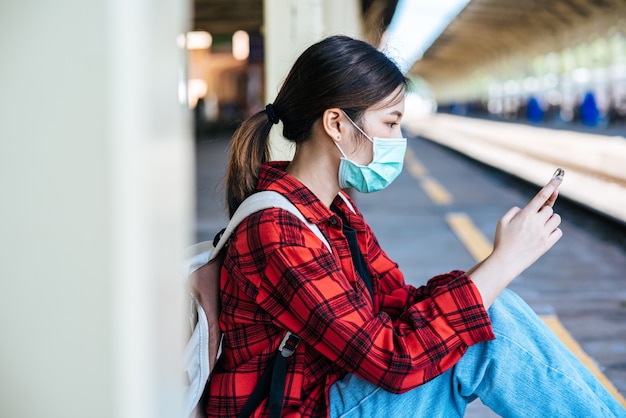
left=256, top=161, right=357, bottom=225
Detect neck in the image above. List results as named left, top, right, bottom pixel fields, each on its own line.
left=286, top=139, right=340, bottom=207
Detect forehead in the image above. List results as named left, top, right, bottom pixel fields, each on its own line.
left=367, top=86, right=405, bottom=114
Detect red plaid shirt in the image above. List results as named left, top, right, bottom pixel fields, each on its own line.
left=206, top=162, right=494, bottom=417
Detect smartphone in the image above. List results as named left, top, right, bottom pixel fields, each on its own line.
left=551, top=168, right=565, bottom=180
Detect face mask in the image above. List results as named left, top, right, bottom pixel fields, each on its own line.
left=335, top=112, right=407, bottom=193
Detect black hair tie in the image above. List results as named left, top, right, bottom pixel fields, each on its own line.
left=265, top=104, right=279, bottom=124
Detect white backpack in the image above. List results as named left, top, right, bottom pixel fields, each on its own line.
left=183, top=191, right=331, bottom=418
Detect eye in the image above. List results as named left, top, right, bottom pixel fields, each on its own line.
left=387, top=122, right=398, bottom=128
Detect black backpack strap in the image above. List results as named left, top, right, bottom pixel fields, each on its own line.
left=331, top=206, right=374, bottom=300
left=237, top=332, right=301, bottom=418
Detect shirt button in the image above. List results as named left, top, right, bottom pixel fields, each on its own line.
left=329, top=217, right=338, bottom=226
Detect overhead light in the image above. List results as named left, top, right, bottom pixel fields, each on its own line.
left=232, top=30, right=249, bottom=60
left=380, top=0, right=471, bottom=73
left=186, top=31, right=212, bottom=50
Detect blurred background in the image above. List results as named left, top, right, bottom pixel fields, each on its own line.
left=190, top=0, right=626, bottom=137
left=1, top=1, right=625, bottom=417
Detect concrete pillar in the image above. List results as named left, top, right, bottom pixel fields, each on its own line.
left=322, top=0, right=363, bottom=40
left=0, top=1, right=191, bottom=417
left=263, top=0, right=363, bottom=159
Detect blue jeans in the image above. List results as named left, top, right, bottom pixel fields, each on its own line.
left=329, top=289, right=626, bottom=417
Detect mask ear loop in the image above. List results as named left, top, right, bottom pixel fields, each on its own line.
left=333, top=139, right=349, bottom=159
left=340, top=110, right=374, bottom=143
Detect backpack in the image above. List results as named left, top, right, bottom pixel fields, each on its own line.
left=183, top=191, right=331, bottom=418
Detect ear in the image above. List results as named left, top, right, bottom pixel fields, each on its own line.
left=321, top=108, right=345, bottom=143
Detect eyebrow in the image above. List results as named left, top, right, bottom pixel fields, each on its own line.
left=389, top=110, right=403, bottom=118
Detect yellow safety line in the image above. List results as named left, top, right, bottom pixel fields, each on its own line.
left=445, top=211, right=626, bottom=405
left=420, top=177, right=453, bottom=205
left=445, top=213, right=492, bottom=261
left=405, top=148, right=427, bottom=178
left=405, top=147, right=453, bottom=205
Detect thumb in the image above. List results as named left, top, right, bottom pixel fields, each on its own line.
left=501, top=206, right=522, bottom=224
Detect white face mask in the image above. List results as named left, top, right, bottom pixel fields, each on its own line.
left=335, top=111, right=407, bottom=193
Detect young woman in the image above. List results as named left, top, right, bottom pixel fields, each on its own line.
left=200, top=35, right=625, bottom=417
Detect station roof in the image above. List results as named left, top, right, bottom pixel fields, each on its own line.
left=410, top=0, right=626, bottom=85
left=191, top=0, right=624, bottom=91
left=192, top=0, right=263, bottom=36
left=192, top=0, right=398, bottom=45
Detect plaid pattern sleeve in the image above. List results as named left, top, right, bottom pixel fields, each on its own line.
left=205, top=162, right=495, bottom=417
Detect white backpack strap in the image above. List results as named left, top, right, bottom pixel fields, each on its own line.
left=254, top=191, right=331, bottom=252
left=337, top=191, right=356, bottom=214
left=209, top=191, right=331, bottom=261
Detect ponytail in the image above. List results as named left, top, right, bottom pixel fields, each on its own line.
left=225, top=110, right=275, bottom=217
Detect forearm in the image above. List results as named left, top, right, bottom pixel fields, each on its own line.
left=466, top=254, right=519, bottom=310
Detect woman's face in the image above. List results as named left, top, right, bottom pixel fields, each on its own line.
left=343, top=88, right=405, bottom=165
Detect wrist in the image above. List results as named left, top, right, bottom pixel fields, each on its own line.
left=467, top=253, right=518, bottom=309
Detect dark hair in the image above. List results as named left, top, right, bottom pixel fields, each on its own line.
left=226, top=35, right=408, bottom=216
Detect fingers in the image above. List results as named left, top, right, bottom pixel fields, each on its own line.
left=538, top=203, right=554, bottom=221
left=526, top=177, right=563, bottom=213
left=500, top=206, right=522, bottom=224
left=545, top=211, right=562, bottom=231
left=546, top=223, right=563, bottom=249
left=538, top=202, right=562, bottom=231
left=550, top=227, right=563, bottom=242
left=541, top=206, right=563, bottom=247
left=544, top=189, right=559, bottom=208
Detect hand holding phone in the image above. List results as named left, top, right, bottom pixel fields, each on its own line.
left=544, top=168, right=564, bottom=208
left=468, top=168, right=566, bottom=307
